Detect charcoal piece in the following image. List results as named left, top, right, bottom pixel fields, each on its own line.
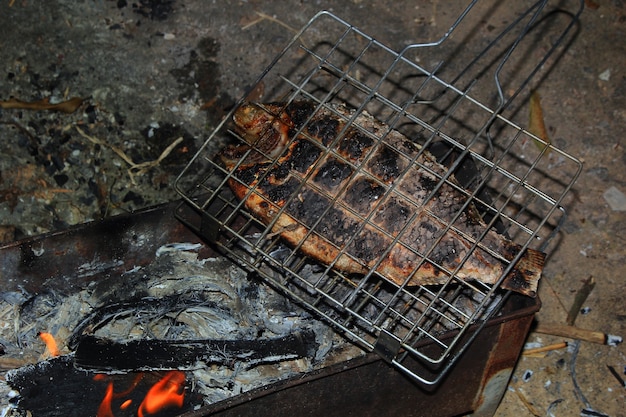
left=7, top=355, right=101, bottom=416
left=6, top=355, right=201, bottom=417
left=74, top=329, right=318, bottom=372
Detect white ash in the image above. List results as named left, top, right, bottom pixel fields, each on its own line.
left=0, top=245, right=362, bottom=411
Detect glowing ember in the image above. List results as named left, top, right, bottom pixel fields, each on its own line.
left=138, top=371, right=186, bottom=417
left=38, top=332, right=60, bottom=356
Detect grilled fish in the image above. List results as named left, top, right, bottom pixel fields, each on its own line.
left=219, top=101, right=545, bottom=297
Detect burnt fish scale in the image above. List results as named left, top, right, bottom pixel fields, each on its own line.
left=220, top=101, right=545, bottom=297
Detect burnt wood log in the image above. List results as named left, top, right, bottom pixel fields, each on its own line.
left=6, top=355, right=202, bottom=417
left=74, top=329, right=318, bottom=372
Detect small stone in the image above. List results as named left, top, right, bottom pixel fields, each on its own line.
left=522, top=369, right=533, bottom=382
left=53, top=174, right=69, bottom=187
left=599, top=68, right=611, bottom=81
left=603, top=186, right=626, bottom=211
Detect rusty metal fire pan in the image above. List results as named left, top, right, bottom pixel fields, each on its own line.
left=0, top=202, right=538, bottom=417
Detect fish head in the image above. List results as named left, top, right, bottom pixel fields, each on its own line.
left=233, top=103, right=277, bottom=144
left=231, top=102, right=292, bottom=161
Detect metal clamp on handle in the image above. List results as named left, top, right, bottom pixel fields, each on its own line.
left=374, top=330, right=402, bottom=364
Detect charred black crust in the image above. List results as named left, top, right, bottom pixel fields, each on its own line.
left=285, top=101, right=317, bottom=129
left=235, top=163, right=267, bottom=185
left=349, top=229, right=388, bottom=263
left=288, top=140, right=322, bottom=173
left=419, top=175, right=439, bottom=193
left=430, top=238, right=462, bottom=267
left=343, top=178, right=385, bottom=215
left=500, top=240, right=522, bottom=262
left=338, top=130, right=375, bottom=160
left=313, top=158, right=353, bottom=190
left=316, top=206, right=360, bottom=246
left=401, top=139, right=420, bottom=153
left=264, top=177, right=300, bottom=204
left=228, top=101, right=545, bottom=297
left=367, top=145, right=403, bottom=182
left=418, top=220, right=438, bottom=234
left=286, top=188, right=326, bottom=220
left=270, top=163, right=291, bottom=182
left=287, top=189, right=359, bottom=246
left=374, top=198, right=413, bottom=235
left=463, top=205, right=483, bottom=227
left=307, top=117, right=341, bottom=146
left=505, top=268, right=531, bottom=292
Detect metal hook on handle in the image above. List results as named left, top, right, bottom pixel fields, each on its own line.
left=399, top=0, right=480, bottom=53
left=492, top=0, right=584, bottom=113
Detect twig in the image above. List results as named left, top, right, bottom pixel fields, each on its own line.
left=75, top=126, right=183, bottom=184
left=512, top=384, right=542, bottom=417
left=522, top=341, right=567, bottom=356
left=606, top=364, right=626, bottom=389
left=242, top=11, right=299, bottom=34
left=534, top=322, right=622, bottom=346
left=127, top=135, right=184, bottom=176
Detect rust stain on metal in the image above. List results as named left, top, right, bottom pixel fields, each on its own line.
left=0, top=202, right=214, bottom=294
left=471, top=302, right=539, bottom=415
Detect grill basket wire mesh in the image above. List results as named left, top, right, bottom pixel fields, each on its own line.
left=175, top=0, right=584, bottom=385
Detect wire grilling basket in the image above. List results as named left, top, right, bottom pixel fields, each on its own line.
left=175, top=0, right=583, bottom=385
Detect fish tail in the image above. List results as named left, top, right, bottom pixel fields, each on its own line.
left=500, top=246, right=546, bottom=297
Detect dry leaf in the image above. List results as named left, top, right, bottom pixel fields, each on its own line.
left=528, top=91, right=551, bottom=153
left=0, top=97, right=84, bottom=113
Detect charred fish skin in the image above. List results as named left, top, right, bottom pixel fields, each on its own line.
left=221, top=101, right=545, bottom=297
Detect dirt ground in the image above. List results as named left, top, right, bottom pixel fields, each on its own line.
left=0, top=1, right=624, bottom=416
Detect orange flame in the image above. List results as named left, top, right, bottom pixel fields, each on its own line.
left=95, top=373, right=144, bottom=417
left=38, top=332, right=60, bottom=356
left=95, top=371, right=184, bottom=417
left=138, top=371, right=186, bottom=417
left=96, top=382, right=115, bottom=417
